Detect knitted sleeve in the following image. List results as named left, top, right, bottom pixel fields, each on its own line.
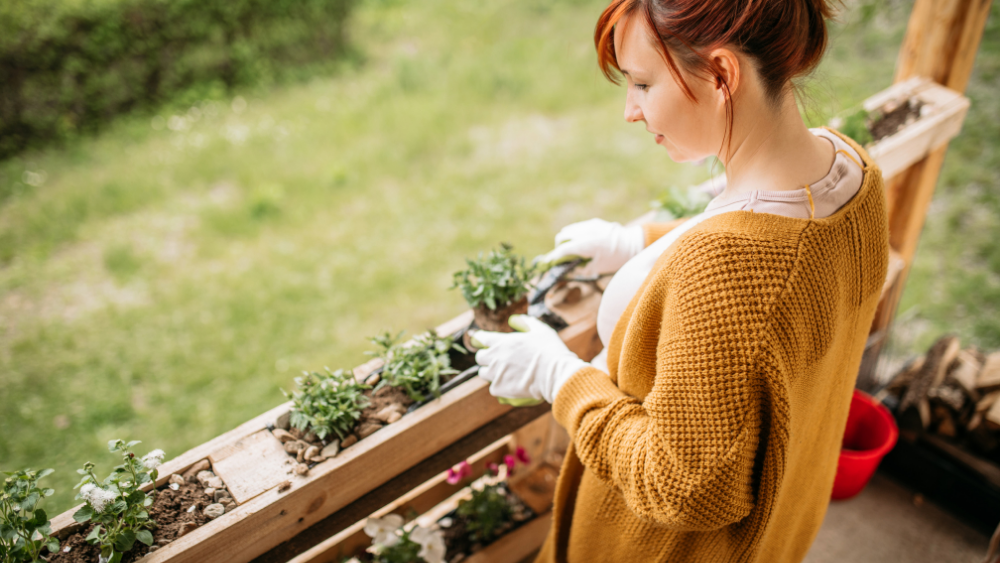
left=552, top=234, right=781, bottom=531
left=642, top=218, right=688, bottom=247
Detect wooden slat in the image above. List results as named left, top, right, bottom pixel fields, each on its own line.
left=211, top=429, right=292, bottom=505
left=252, top=402, right=552, bottom=563
left=286, top=438, right=513, bottom=563
left=463, top=512, right=552, bottom=563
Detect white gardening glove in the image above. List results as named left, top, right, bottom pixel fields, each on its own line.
left=534, top=218, right=645, bottom=277
left=472, top=315, right=589, bottom=404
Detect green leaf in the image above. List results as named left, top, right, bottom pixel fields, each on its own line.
left=46, top=536, right=60, bottom=553
left=108, top=440, right=120, bottom=452
left=86, top=525, right=101, bottom=542
left=108, top=550, right=123, bottom=563
left=30, top=508, right=47, bottom=527
left=143, top=496, right=153, bottom=507
left=42, top=488, right=55, bottom=497
left=113, top=529, right=136, bottom=552
left=136, top=529, right=154, bottom=546
left=36, top=469, right=54, bottom=479
left=110, top=500, right=127, bottom=514
left=73, top=505, right=94, bottom=523
left=126, top=440, right=142, bottom=448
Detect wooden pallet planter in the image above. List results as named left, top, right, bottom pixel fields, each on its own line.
left=863, top=76, right=969, bottom=182
left=47, top=287, right=596, bottom=563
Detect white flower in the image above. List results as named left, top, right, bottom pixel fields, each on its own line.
left=363, top=514, right=403, bottom=547
left=410, top=526, right=446, bottom=563
left=142, top=449, right=166, bottom=470
left=81, top=484, right=117, bottom=513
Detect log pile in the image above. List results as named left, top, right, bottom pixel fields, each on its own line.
left=883, top=334, right=1000, bottom=464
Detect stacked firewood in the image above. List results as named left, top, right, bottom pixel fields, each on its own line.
left=883, top=335, right=1000, bottom=460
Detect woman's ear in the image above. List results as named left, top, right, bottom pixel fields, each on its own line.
left=708, top=47, right=741, bottom=100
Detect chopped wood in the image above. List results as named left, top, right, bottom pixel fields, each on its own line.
left=988, top=397, right=1000, bottom=430
left=899, top=335, right=961, bottom=428
left=948, top=349, right=982, bottom=396
left=978, top=391, right=1000, bottom=413
left=927, top=383, right=966, bottom=412
left=885, top=356, right=925, bottom=395
left=978, top=352, right=1000, bottom=392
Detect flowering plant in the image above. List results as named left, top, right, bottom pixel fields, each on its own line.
left=72, top=440, right=162, bottom=563
left=454, top=447, right=530, bottom=544
left=362, top=515, right=445, bottom=563
left=368, top=331, right=464, bottom=402
left=283, top=367, right=370, bottom=441
left=0, top=468, right=59, bottom=562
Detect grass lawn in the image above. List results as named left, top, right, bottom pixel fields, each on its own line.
left=1, top=0, right=996, bottom=512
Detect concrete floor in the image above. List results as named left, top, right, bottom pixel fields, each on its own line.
left=805, top=474, right=991, bottom=563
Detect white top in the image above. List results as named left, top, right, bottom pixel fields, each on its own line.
left=591, top=128, right=864, bottom=373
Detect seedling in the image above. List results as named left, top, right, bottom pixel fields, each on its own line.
left=451, top=243, right=536, bottom=332
left=72, top=440, right=162, bottom=563
left=369, top=331, right=464, bottom=402
left=0, top=468, right=59, bottom=562
left=283, top=368, right=371, bottom=441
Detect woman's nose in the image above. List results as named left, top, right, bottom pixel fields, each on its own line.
left=624, top=93, right=643, bottom=123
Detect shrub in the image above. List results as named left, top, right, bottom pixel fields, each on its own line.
left=451, top=243, right=536, bottom=311
left=283, top=367, right=370, bottom=441
left=0, top=468, right=59, bottom=562
left=368, top=331, right=465, bottom=402
left=71, top=440, right=163, bottom=563
left=0, top=0, right=354, bottom=159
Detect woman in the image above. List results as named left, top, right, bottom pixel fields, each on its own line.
left=472, top=0, right=889, bottom=562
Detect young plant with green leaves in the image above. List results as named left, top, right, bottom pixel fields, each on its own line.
left=451, top=243, right=536, bottom=311
left=651, top=185, right=713, bottom=221
left=1, top=468, right=59, bottom=563
left=283, top=367, right=371, bottom=441
left=369, top=331, right=465, bottom=402
left=836, top=107, right=874, bottom=146
left=360, top=515, right=445, bottom=563
left=456, top=481, right=514, bottom=545
left=72, top=440, right=163, bottom=563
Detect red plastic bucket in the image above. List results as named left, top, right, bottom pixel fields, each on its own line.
left=831, top=389, right=899, bottom=500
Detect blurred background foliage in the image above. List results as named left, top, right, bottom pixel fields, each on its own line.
left=0, top=0, right=353, bottom=159
left=0, top=0, right=996, bottom=512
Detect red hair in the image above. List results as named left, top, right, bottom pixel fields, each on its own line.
left=595, top=0, right=835, bottom=156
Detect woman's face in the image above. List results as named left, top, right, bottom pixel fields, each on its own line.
left=613, top=15, right=726, bottom=163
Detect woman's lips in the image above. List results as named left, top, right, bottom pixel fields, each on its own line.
left=654, top=134, right=664, bottom=144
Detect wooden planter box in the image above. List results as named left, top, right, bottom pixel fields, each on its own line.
left=49, top=287, right=596, bottom=563
left=864, top=76, right=969, bottom=181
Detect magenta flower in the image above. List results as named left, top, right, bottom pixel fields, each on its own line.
left=487, top=462, right=499, bottom=476
left=503, top=454, right=517, bottom=473
left=446, top=460, right=472, bottom=485
left=515, top=446, right=531, bottom=465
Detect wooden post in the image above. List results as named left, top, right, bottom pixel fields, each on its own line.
left=872, top=0, right=993, bottom=336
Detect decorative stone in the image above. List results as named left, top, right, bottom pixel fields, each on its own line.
left=341, top=435, right=358, bottom=448
left=204, top=503, right=225, bottom=519
left=224, top=502, right=237, bottom=513
left=320, top=441, right=340, bottom=460
left=294, top=463, right=309, bottom=476
left=357, top=421, right=382, bottom=439
left=386, top=411, right=403, bottom=424
left=303, top=446, right=320, bottom=462
left=277, top=481, right=292, bottom=493
left=296, top=447, right=306, bottom=463
left=156, top=539, right=171, bottom=546
left=204, top=487, right=215, bottom=497
left=183, top=460, right=211, bottom=480
left=272, top=429, right=295, bottom=443
left=168, top=474, right=185, bottom=486
left=214, top=489, right=231, bottom=503
left=374, top=405, right=399, bottom=422
left=284, top=440, right=306, bottom=454
left=177, top=522, right=198, bottom=537
left=195, top=470, right=215, bottom=488
left=303, top=430, right=318, bottom=443
left=169, top=483, right=180, bottom=491
left=275, top=411, right=291, bottom=430
left=186, top=504, right=198, bottom=513
left=206, top=476, right=225, bottom=490
left=289, top=427, right=304, bottom=439
left=149, top=545, right=160, bottom=552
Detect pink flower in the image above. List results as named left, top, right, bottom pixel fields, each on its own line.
left=446, top=461, right=472, bottom=485
left=515, top=446, right=531, bottom=465
left=503, top=454, right=517, bottom=474
left=487, top=462, right=499, bottom=476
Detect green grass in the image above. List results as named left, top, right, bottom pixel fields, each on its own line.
left=1, top=0, right=997, bottom=512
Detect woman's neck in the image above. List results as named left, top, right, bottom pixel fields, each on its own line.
left=720, top=91, right=834, bottom=197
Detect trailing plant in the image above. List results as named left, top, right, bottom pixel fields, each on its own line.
left=72, top=440, right=164, bottom=563
left=283, top=367, right=371, bottom=441
left=359, top=515, right=445, bottom=563
left=368, top=331, right=465, bottom=402
left=451, top=243, right=536, bottom=311
left=835, top=107, right=875, bottom=146
left=0, top=468, right=58, bottom=562
left=651, top=185, right=712, bottom=221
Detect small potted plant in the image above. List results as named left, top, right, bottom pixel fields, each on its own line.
left=451, top=243, right=535, bottom=333
left=368, top=330, right=468, bottom=403
left=1, top=468, right=59, bottom=562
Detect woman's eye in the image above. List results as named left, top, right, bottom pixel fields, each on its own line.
left=634, top=84, right=649, bottom=92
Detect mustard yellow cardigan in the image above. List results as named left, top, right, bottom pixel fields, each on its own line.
left=536, top=130, right=889, bottom=563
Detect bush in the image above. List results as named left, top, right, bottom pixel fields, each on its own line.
left=0, top=0, right=354, bottom=159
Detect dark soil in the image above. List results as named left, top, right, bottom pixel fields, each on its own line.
left=870, top=98, right=925, bottom=142
left=47, top=479, right=213, bottom=563
left=472, top=297, right=528, bottom=333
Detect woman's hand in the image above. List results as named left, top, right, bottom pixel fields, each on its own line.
left=473, top=315, right=589, bottom=404
left=534, top=218, right=645, bottom=277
